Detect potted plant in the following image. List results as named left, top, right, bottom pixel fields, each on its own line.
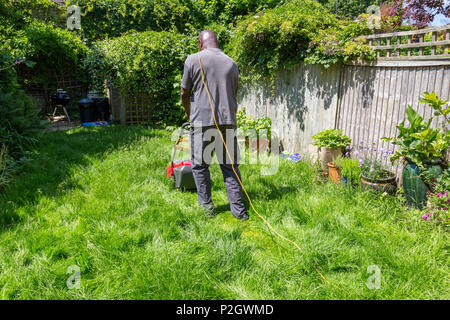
left=328, top=155, right=344, bottom=183
left=341, top=158, right=362, bottom=187
left=237, top=108, right=272, bottom=153
left=312, top=129, right=351, bottom=170
left=382, top=93, right=449, bottom=208
left=360, top=159, right=397, bottom=193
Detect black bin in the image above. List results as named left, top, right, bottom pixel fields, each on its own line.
left=94, top=98, right=110, bottom=121
left=77, top=98, right=95, bottom=123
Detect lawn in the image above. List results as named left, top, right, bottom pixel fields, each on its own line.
left=0, top=126, right=448, bottom=299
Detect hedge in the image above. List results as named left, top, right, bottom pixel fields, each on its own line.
left=0, top=19, right=88, bottom=89
left=67, top=0, right=280, bottom=41
left=85, top=31, right=197, bottom=125
left=228, top=0, right=375, bottom=82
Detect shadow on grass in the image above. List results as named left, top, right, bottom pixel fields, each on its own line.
left=0, top=125, right=165, bottom=233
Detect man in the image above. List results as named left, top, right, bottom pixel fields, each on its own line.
left=180, top=30, right=248, bottom=221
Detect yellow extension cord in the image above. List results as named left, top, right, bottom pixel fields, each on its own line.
left=197, top=53, right=342, bottom=291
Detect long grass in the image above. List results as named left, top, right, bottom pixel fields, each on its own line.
left=0, top=126, right=448, bottom=299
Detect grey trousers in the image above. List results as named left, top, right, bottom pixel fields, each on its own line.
left=190, top=125, right=247, bottom=218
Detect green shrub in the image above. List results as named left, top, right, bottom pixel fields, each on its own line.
left=229, top=0, right=374, bottom=82
left=0, top=20, right=88, bottom=89
left=312, top=129, right=351, bottom=150
left=0, top=51, right=44, bottom=159
left=85, top=31, right=197, bottom=125
left=67, top=0, right=279, bottom=41
left=0, top=0, right=65, bottom=27
left=382, top=94, right=449, bottom=168
left=67, top=0, right=190, bottom=40
left=0, top=50, right=45, bottom=191
left=236, top=108, right=272, bottom=138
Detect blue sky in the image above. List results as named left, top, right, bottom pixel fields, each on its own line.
left=430, top=0, right=450, bottom=26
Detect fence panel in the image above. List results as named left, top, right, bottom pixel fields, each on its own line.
left=337, top=63, right=449, bottom=175
left=239, top=63, right=341, bottom=156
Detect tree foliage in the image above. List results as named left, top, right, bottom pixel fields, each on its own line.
left=0, top=50, right=44, bottom=161
left=0, top=20, right=89, bottom=89
left=383, top=0, right=450, bottom=28
left=228, top=0, right=375, bottom=82
left=85, top=31, right=197, bottom=124
left=66, top=0, right=281, bottom=41
left=317, top=0, right=382, bottom=19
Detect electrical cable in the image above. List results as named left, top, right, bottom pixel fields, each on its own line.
left=197, top=52, right=343, bottom=291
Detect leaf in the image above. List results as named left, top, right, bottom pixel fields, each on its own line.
left=24, top=60, right=36, bottom=68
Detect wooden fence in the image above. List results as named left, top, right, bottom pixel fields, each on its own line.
left=240, top=25, right=450, bottom=174
left=364, top=25, right=450, bottom=59
left=108, top=85, right=153, bottom=125
left=338, top=26, right=450, bottom=174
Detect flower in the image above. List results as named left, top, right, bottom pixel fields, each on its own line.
left=421, top=213, right=430, bottom=222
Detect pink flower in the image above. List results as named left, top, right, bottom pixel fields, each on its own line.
left=422, top=213, right=430, bottom=222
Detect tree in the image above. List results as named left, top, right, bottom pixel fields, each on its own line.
left=383, top=0, right=450, bottom=28
left=404, top=0, right=449, bottom=27
left=317, top=0, right=382, bottom=18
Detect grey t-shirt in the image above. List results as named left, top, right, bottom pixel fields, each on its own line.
left=181, top=48, right=239, bottom=127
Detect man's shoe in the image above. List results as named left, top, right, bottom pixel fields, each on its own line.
left=201, top=204, right=217, bottom=218
left=205, top=209, right=217, bottom=219
left=235, top=213, right=249, bottom=221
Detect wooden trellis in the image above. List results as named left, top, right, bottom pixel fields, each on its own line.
left=363, top=25, right=450, bottom=59
left=108, top=85, right=153, bottom=125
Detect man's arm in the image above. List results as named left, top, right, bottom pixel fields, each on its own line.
left=181, top=57, right=193, bottom=120
left=181, top=87, right=191, bottom=119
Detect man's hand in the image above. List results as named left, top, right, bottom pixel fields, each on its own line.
left=181, top=87, right=191, bottom=120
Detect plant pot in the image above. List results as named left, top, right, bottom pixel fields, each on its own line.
left=319, top=147, right=341, bottom=170
left=402, top=159, right=443, bottom=209
left=361, top=171, right=396, bottom=194
left=328, top=162, right=340, bottom=183
left=247, top=137, right=270, bottom=153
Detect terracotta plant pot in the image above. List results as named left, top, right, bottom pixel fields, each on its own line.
left=319, top=147, right=341, bottom=170
left=247, top=137, right=270, bottom=153
left=328, top=162, right=340, bottom=183
left=361, top=171, right=397, bottom=194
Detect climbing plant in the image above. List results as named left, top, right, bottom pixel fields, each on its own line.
left=228, top=0, right=375, bottom=83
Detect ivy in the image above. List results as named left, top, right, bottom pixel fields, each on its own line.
left=0, top=5, right=88, bottom=90
left=67, top=0, right=280, bottom=41
left=85, top=31, right=197, bottom=125
left=228, top=0, right=375, bottom=83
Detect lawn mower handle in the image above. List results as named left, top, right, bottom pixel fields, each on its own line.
left=179, top=122, right=190, bottom=137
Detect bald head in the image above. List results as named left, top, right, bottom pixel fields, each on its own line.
left=198, top=30, right=219, bottom=50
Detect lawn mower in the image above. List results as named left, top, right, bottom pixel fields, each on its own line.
left=166, top=122, right=197, bottom=191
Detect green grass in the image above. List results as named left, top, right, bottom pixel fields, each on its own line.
left=0, top=126, right=448, bottom=299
